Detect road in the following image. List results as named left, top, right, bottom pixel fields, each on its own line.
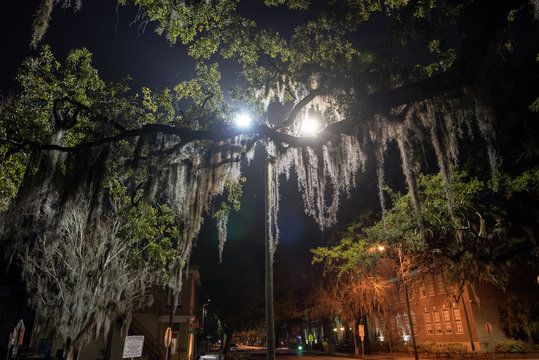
left=230, top=349, right=392, bottom=360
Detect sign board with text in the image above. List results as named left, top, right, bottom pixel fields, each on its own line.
left=122, top=335, right=144, bottom=358
left=358, top=325, right=365, bottom=338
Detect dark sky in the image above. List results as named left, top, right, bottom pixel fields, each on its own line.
left=0, top=1, right=387, bottom=298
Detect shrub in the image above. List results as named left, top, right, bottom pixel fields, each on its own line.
left=495, top=339, right=526, bottom=353
left=392, top=344, right=413, bottom=353
left=441, top=343, right=467, bottom=354
left=418, top=341, right=439, bottom=353
left=371, top=340, right=390, bottom=352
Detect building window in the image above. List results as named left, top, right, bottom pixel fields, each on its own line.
left=392, top=287, right=399, bottom=304
left=396, top=314, right=402, bottom=335
left=411, top=312, right=418, bottom=334
left=376, top=318, right=385, bottom=341
left=403, top=314, right=411, bottom=335
left=442, top=309, right=452, bottom=333
left=420, top=283, right=427, bottom=298
left=436, top=274, right=445, bottom=294
left=433, top=310, right=443, bottom=334
left=453, top=308, right=464, bottom=334
left=424, top=312, right=433, bottom=335
left=398, top=284, right=406, bottom=303
left=407, top=284, right=414, bottom=301
left=390, top=316, right=397, bottom=334
left=427, top=277, right=435, bottom=296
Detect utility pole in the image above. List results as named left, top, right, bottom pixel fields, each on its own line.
left=264, top=152, right=275, bottom=360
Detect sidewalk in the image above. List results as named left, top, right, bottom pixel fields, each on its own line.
left=309, top=351, right=539, bottom=360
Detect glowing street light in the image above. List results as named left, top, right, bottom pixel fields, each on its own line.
left=300, top=116, right=320, bottom=136
left=234, top=112, right=252, bottom=129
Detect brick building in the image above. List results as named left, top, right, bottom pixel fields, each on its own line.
left=376, top=274, right=507, bottom=352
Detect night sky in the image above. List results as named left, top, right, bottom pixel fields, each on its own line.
left=0, top=1, right=386, bottom=296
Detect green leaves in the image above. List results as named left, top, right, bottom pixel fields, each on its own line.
left=109, top=180, right=179, bottom=278
left=312, top=168, right=539, bottom=292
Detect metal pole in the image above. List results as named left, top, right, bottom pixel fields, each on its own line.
left=166, top=287, right=174, bottom=360
left=398, top=247, right=419, bottom=360
left=265, top=152, right=276, bottom=360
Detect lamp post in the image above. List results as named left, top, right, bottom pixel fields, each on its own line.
left=234, top=112, right=276, bottom=360
left=376, top=245, right=419, bottom=360
left=264, top=149, right=275, bottom=360
left=234, top=111, right=319, bottom=360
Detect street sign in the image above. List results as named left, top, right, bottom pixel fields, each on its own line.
left=358, top=324, right=365, bottom=358
left=358, top=324, right=365, bottom=339
left=8, top=319, right=25, bottom=358
left=308, top=334, right=314, bottom=343
left=10, top=320, right=25, bottom=346
left=164, top=327, right=172, bottom=347
left=122, top=335, right=144, bottom=358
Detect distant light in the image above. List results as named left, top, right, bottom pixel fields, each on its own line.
left=333, top=328, right=337, bottom=332
left=340, top=327, right=344, bottom=331
left=300, top=116, right=320, bottom=136
left=234, top=112, right=252, bottom=128
left=378, top=245, right=385, bottom=252
left=298, top=346, right=303, bottom=350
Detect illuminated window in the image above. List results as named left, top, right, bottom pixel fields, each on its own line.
left=436, top=274, right=445, bottom=294
left=453, top=308, right=464, bottom=334
left=396, top=314, right=403, bottom=335
left=402, top=313, right=417, bottom=335
left=433, top=310, right=443, bottom=334
left=424, top=312, right=433, bottom=335
left=376, top=318, right=385, bottom=340
left=442, top=309, right=452, bottom=333
left=403, top=314, right=410, bottom=335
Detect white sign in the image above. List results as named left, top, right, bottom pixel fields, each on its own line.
left=122, top=335, right=144, bottom=358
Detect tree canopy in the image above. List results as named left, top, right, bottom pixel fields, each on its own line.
left=1, top=0, right=538, bottom=356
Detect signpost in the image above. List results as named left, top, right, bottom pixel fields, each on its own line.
left=122, top=335, right=144, bottom=359
left=358, top=325, right=365, bottom=358
left=7, top=319, right=25, bottom=359
left=164, top=326, right=173, bottom=360
left=164, top=327, right=172, bottom=347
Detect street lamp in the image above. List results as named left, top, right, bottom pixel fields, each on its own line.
left=375, top=245, right=419, bottom=360
left=233, top=110, right=322, bottom=360
left=234, top=112, right=252, bottom=128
